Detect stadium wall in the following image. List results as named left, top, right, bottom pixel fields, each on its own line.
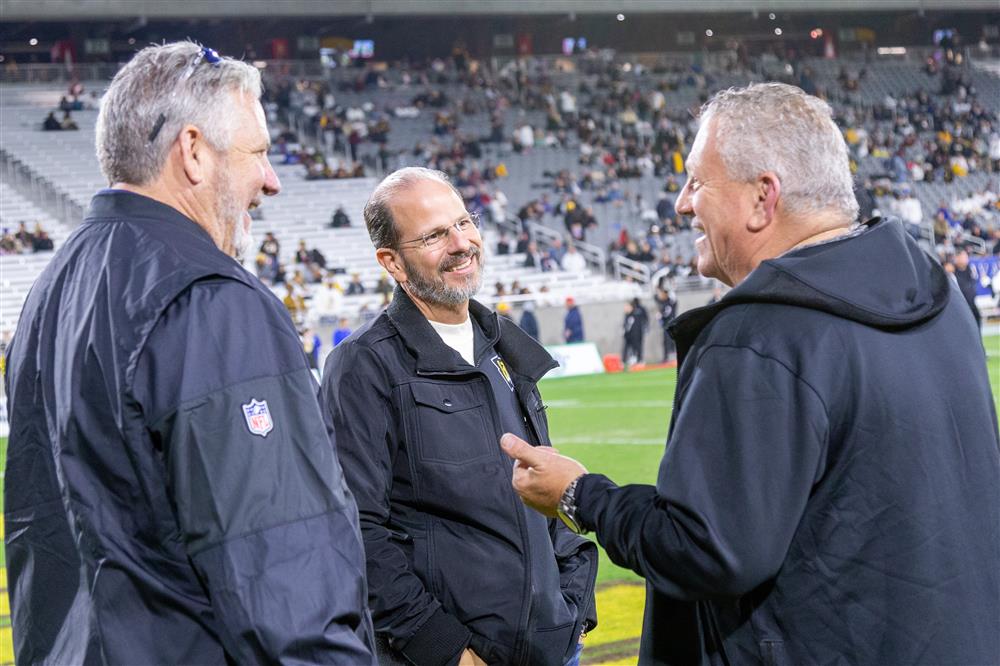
left=3, top=9, right=999, bottom=62
left=4, top=0, right=1000, bottom=20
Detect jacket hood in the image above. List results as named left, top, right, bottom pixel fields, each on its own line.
left=733, top=218, right=950, bottom=329
left=669, top=218, right=951, bottom=362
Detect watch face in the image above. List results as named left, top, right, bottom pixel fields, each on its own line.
left=558, top=509, right=584, bottom=535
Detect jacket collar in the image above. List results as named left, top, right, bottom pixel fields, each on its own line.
left=84, top=189, right=217, bottom=249
left=386, top=286, right=556, bottom=381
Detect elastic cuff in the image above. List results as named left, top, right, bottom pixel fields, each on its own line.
left=575, top=473, right=618, bottom=532
left=399, top=607, right=471, bottom=666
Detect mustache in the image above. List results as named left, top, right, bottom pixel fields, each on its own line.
left=439, top=246, right=481, bottom=271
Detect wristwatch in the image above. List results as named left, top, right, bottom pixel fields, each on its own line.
left=557, top=475, right=588, bottom=535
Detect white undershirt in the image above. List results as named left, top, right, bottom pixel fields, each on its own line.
left=428, top=317, right=475, bottom=365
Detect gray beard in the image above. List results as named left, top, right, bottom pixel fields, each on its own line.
left=232, top=221, right=255, bottom=265
left=214, top=162, right=252, bottom=263
left=402, top=247, right=485, bottom=307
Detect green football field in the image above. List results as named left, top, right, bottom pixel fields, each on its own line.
left=0, top=334, right=997, bottom=664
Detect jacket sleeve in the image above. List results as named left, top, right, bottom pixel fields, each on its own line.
left=133, top=279, right=376, bottom=664
left=321, top=340, right=471, bottom=666
left=575, top=345, right=828, bottom=600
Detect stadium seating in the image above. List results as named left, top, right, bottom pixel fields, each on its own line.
left=0, top=182, right=75, bottom=332
left=0, top=97, right=639, bottom=331
left=2, top=53, right=998, bottom=333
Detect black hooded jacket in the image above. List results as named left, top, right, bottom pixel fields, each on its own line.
left=576, top=219, right=999, bottom=665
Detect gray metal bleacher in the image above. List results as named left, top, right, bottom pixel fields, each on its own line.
left=3, top=53, right=999, bottom=332
left=0, top=88, right=640, bottom=331
left=0, top=182, right=76, bottom=331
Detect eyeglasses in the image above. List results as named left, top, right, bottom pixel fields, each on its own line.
left=148, top=45, right=223, bottom=143
left=398, top=213, right=481, bottom=250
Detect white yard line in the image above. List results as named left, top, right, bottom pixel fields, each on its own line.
left=557, top=437, right=666, bottom=446
left=546, top=400, right=671, bottom=408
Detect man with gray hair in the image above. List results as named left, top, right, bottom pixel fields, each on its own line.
left=321, top=167, right=598, bottom=665
left=503, top=82, right=999, bottom=664
left=4, top=41, right=375, bottom=664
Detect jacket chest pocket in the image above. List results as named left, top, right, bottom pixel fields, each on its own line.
left=409, top=382, right=494, bottom=464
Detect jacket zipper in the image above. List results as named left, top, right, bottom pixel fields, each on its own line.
left=416, top=367, right=535, bottom=665
left=486, top=372, right=534, bottom=666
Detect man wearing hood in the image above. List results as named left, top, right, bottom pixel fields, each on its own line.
left=503, top=83, right=999, bottom=665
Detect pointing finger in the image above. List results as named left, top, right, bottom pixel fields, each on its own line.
left=500, top=432, right=547, bottom=467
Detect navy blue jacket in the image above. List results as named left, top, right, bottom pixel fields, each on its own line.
left=564, top=306, right=584, bottom=343
left=322, top=288, right=598, bottom=666
left=4, top=191, right=375, bottom=664
left=577, top=219, right=1000, bottom=664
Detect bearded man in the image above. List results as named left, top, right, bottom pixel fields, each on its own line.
left=321, top=167, right=598, bottom=666
left=3, top=41, right=374, bottom=664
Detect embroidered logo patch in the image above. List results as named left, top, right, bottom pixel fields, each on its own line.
left=491, top=355, right=515, bottom=392
left=242, top=399, right=274, bottom=437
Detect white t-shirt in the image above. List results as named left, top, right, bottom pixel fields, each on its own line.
left=428, top=317, right=475, bottom=365
left=561, top=250, right=588, bottom=274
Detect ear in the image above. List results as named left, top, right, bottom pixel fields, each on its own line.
left=376, top=247, right=406, bottom=283
left=177, top=124, right=209, bottom=185
left=749, top=172, right=781, bottom=232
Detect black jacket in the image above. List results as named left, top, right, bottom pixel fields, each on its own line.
left=4, top=190, right=375, bottom=665
left=577, top=219, right=1000, bottom=665
left=322, top=288, right=598, bottom=666
left=624, top=305, right=648, bottom=346
left=954, top=265, right=982, bottom=324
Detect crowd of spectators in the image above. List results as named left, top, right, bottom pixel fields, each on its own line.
left=245, top=45, right=1000, bottom=330
left=20, top=44, right=999, bottom=296
left=253, top=225, right=398, bottom=331
left=39, top=90, right=89, bottom=131
left=41, top=110, right=79, bottom=131
left=1, top=222, right=55, bottom=254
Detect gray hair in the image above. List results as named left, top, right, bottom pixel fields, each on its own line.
left=95, top=41, right=262, bottom=186
left=363, top=167, right=463, bottom=249
left=699, top=82, right=859, bottom=221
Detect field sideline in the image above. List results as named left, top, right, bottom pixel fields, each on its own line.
left=0, top=334, right=996, bottom=664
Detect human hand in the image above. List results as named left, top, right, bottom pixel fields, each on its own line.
left=500, top=433, right=587, bottom=517
left=459, top=647, right=487, bottom=666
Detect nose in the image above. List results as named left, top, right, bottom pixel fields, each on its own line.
left=675, top=180, right=694, bottom=217
left=445, top=222, right=475, bottom=252
left=262, top=157, right=281, bottom=197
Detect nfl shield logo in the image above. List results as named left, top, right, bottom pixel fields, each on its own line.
left=242, top=399, right=274, bottom=437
